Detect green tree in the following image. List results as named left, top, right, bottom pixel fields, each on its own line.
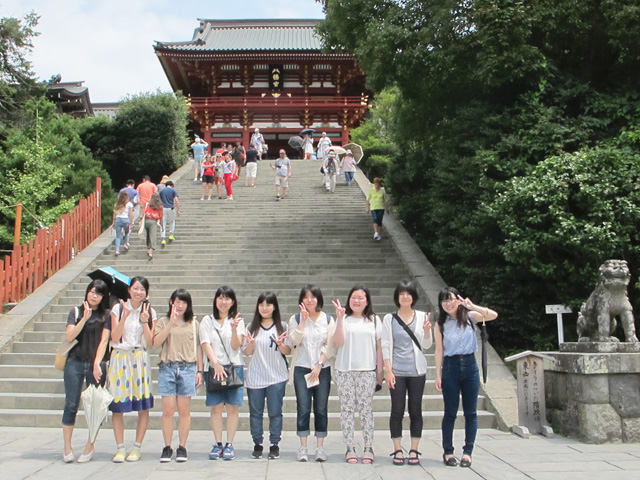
left=0, top=97, right=115, bottom=250
left=319, top=0, right=640, bottom=353
left=0, top=12, right=45, bottom=138
left=79, top=92, right=190, bottom=188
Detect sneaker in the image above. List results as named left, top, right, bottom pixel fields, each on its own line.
left=297, top=446, right=308, bottom=462
left=252, top=444, right=263, bottom=459
left=161, top=238, right=166, bottom=247
left=315, top=446, right=327, bottom=462
left=276, top=195, right=280, bottom=201
left=126, top=448, right=141, bottom=462
left=175, top=445, right=188, bottom=462
left=269, top=444, right=280, bottom=459
left=209, top=443, right=223, bottom=460
left=159, top=446, right=173, bottom=463
left=201, top=197, right=204, bottom=201
left=223, top=443, right=235, bottom=460
left=374, top=232, right=381, bottom=241
left=112, top=449, right=126, bottom=463
left=168, top=234, right=175, bottom=242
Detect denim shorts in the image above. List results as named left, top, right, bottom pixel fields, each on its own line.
left=157, top=361, right=196, bottom=397
left=371, top=209, right=385, bottom=226
left=205, top=365, right=244, bottom=407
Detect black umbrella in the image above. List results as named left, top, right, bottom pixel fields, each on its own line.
left=88, top=267, right=131, bottom=301
left=300, top=128, right=315, bottom=136
left=480, top=320, right=489, bottom=384
left=288, top=135, right=303, bottom=149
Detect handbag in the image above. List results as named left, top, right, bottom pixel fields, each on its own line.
left=54, top=307, right=79, bottom=371
left=205, top=325, right=244, bottom=392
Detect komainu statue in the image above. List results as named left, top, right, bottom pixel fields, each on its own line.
left=577, top=259, right=639, bottom=343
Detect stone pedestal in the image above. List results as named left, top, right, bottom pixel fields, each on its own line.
left=544, top=343, right=640, bottom=443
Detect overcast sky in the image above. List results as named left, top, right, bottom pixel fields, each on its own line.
left=1, top=1, right=325, bottom=102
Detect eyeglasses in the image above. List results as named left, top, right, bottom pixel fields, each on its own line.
left=441, top=299, right=457, bottom=306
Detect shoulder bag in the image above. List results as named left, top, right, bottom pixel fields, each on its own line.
left=54, top=307, right=80, bottom=371
left=206, top=323, right=244, bottom=392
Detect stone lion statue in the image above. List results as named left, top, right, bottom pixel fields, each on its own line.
left=577, top=259, right=639, bottom=343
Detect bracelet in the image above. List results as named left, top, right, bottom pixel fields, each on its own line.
left=197, top=370, right=204, bottom=375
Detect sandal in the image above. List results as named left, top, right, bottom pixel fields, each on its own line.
left=345, top=446, right=358, bottom=464
left=408, top=449, right=421, bottom=466
left=390, top=449, right=405, bottom=465
left=362, top=446, right=374, bottom=464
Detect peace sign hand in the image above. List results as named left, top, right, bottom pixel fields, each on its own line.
left=298, top=303, right=309, bottom=323
left=332, top=299, right=345, bottom=320
left=231, top=313, right=243, bottom=330
left=275, top=331, right=288, bottom=346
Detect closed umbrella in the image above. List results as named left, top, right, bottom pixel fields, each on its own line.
left=343, top=142, right=364, bottom=163
left=480, top=320, right=489, bottom=384
left=81, top=384, right=114, bottom=443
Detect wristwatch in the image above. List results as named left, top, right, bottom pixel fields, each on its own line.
left=317, top=361, right=325, bottom=367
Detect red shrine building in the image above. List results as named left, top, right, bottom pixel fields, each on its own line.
left=153, top=19, right=370, bottom=156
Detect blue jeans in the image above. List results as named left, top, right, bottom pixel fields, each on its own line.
left=114, top=217, right=130, bottom=252
left=293, top=366, right=331, bottom=437
left=246, top=381, right=286, bottom=445
left=62, top=357, right=106, bottom=426
left=344, top=171, right=354, bottom=185
left=441, top=354, right=480, bottom=456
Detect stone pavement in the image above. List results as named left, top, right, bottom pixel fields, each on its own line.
left=1, top=426, right=639, bottom=480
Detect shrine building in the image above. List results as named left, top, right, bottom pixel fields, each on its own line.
left=153, top=19, right=370, bottom=156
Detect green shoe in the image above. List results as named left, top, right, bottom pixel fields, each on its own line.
left=168, top=234, right=175, bottom=242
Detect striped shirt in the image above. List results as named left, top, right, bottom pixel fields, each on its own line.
left=244, top=323, right=290, bottom=389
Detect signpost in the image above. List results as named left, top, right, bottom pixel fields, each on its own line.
left=545, top=304, right=572, bottom=344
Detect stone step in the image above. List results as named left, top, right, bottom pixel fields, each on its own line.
left=0, top=408, right=495, bottom=430
left=0, top=159, right=498, bottom=431
left=0, top=391, right=488, bottom=413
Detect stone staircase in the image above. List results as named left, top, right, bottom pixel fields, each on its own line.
left=0, top=160, right=496, bottom=430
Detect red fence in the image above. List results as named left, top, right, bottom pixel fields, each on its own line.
left=0, top=178, right=102, bottom=309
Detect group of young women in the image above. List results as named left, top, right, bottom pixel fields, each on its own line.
left=61, top=278, right=497, bottom=468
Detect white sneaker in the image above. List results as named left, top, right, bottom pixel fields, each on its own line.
left=297, top=446, right=308, bottom=462
left=315, top=446, right=327, bottom=462
left=374, top=233, right=381, bottom=241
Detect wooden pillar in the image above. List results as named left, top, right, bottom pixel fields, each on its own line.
left=13, top=203, right=22, bottom=247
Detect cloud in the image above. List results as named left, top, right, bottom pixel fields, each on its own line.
left=2, top=0, right=325, bottom=102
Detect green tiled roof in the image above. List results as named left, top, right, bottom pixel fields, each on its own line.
left=155, top=19, right=323, bottom=52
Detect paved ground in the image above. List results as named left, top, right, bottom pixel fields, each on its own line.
left=1, top=426, right=639, bottom=479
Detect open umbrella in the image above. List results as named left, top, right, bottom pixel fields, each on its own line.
left=88, top=267, right=131, bottom=301
left=81, top=384, right=114, bottom=443
left=288, top=135, right=303, bottom=149
left=480, top=320, right=489, bottom=384
left=300, top=128, right=315, bottom=136
left=328, top=146, right=347, bottom=155
left=343, top=142, right=364, bottom=164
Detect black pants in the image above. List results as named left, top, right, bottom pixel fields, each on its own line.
left=389, top=374, right=426, bottom=439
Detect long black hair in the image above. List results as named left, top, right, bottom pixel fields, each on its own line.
left=437, top=286, right=472, bottom=332
left=82, top=279, right=110, bottom=322
left=213, top=285, right=238, bottom=320
left=128, top=276, right=150, bottom=298
left=344, top=284, right=375, bottom=320
left=248, top=291, right=284, bottom=336
left=167, top=288, right=194, bottom=322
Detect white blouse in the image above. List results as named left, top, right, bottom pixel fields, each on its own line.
left=199, top=315, right=245, bottom=368
left=334, top=315, right=382, bottom=372
left=110, top=302, right=156, bottom=350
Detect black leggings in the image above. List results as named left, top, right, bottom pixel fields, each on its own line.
left=389, top=374, right=426, bottom=439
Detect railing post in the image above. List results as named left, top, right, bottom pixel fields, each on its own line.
left=14, top=203, right=22, bottom=247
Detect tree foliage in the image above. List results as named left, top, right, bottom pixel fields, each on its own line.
left=319, top=0, right=640, bottom=353
left=78, top=92, right=190, bottom=188
left=0, top=97, right=115, bottom=250
left=0, top=12, right=45, bottom=137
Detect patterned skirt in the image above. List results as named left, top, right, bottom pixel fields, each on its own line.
left=107, top=347, right=154, bottom=413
